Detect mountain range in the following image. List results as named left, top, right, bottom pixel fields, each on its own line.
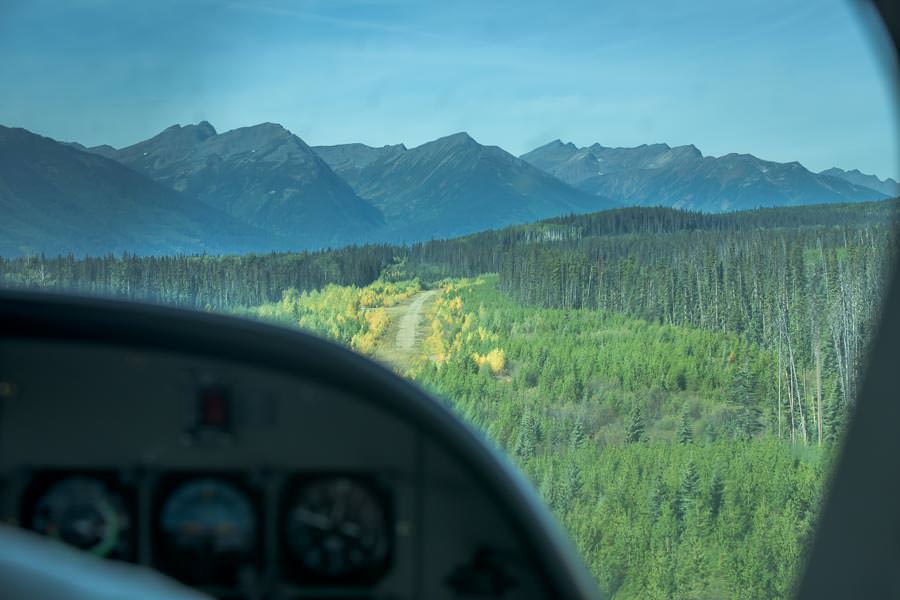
left=0, top=122, right=894, bottom=257
left=314, top=132, right=608, bottom=240
left=86, top=122, right=383, bottom=249
left=818, top=167, right=899, bottom=197
left=520, top=140, right=888, bottom=212
left=0, top=125, right=276, bottom=257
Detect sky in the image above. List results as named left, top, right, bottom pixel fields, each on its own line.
left=1, top=0, right=898, bottom=179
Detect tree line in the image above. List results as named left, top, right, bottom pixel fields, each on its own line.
left=1, top=200, right=895, bottom=445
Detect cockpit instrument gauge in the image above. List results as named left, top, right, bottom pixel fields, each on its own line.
left=156, top=477, right=258, bottom=586
left=282, top=476, right=392, bottom=583
left=28, top=475, right=133, bottom=560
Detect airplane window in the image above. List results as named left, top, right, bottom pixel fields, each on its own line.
left=0, top=1, right=897, bottom=599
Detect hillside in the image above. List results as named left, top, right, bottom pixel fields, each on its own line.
left=312, top=142, right=407, bottom=181
left=94, top=122, right=384, bottom=248
left=315, top=133, right=615, bottom=241
left=0, top=126, right=277, bottom=257
left=522, top=140, right=887, bottom=211
left=412, top=277, right=824, bottom=599
left=820, top=166, right=899, bottom=196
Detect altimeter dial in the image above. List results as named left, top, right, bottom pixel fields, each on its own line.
left=283, top=476, right=392, bottom=583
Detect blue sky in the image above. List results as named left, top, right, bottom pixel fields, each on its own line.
left=1, top=0, right=897, bottom=178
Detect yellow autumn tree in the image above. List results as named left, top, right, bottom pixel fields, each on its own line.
left=365, top=308, right=389, bottom=338
left=472, top=348, right=506, bottom=375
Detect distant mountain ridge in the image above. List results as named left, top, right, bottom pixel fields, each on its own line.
left=92, top=122, right=384, bottom=248
left=521, top=140, right=889, bottom=211
left=314, top=132, right=613, bottom=240
left=0, top=125, right=278, bottom=257
left=2, top=121, right=895, bottom=258
left=819, top=167, right=899, bottom=197
left=312, top=142, right=407, bottom=178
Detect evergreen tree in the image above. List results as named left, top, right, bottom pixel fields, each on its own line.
left=625, top=402, right=647, bottom=444
left=823, top=379, right=845, bottom=444
left=514, top=411, right=539, bottom=462
left=569, top=416, right=587, bottom=449
left=559, top=462, right=583, bottom=512
left=648, top=474, right=665, bottom=522
left=538, top=468, right=559, bottom=511
left=677, top=411, right=694, bottom=445
left=708, top=471, right=725, bottom=519
left=676, top=460, right=701, bottom=522
left=730, top=364, right=763, bottom=440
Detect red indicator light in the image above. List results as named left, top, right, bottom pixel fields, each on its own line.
left=196, top=387, right=231, bottom=431
left=203, top=392, right=225, bottom=425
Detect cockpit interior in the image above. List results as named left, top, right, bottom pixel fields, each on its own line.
left=0, top=291, right=598, bottom=599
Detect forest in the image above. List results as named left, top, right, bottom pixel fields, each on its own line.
left=1, top=199, right=896, bottom=598
left=413, top=278, right=826, bottom=598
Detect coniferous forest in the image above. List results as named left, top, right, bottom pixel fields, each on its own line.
left=1, top=200, right=896, bottom=598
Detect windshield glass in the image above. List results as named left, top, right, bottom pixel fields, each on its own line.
left=1, top=1, right=897, bottom=597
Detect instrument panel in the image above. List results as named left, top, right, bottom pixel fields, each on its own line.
left=19, top=470, right=394, bottom=592
left=0, top=338, right=553, bottom=599
left=15, top=474, right=408, bottom=600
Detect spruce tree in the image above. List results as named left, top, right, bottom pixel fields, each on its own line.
left=709, top=471, right=725, bottom=519
left=677, top=411, right=694, bottom=445
left=569, top=416, right=587, bottom=449
left=823, top=379, right=845, bottom=444
left=626, top=402, right=647, bottom=444
left=676, top=460, right=700, bottom=522
left=559, top=462, right=583, bottom=512
left=514, top=411, right=538, bottom=462
left=648, top=474, right=665, bottom=522
left=730, top=364, right=762, bottom=440
left=538, top=469, right=559, bottom=511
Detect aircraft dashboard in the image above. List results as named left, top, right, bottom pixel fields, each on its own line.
left=0, top=293, right=598, bottom=600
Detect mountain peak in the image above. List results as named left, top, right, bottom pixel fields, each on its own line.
left=519, top=139, right=582, bottom=163
left=439, top=131, right=478, bottom=145
left=819, top=166, right=899, bottom=195
left=672, top=144, right=702, bottom=158
left=196, top=120, right=217, bottom=137
left=416, top=131, right=482, bottom=154
left=543, top=139, right=577, bottom=150
left=154, top=121, right=217, bottom=144
left=212, top=122, right=309, bottom=154
left=248, top=121, right=288, bottom=133
left=233, top=122, right=294, bottom=141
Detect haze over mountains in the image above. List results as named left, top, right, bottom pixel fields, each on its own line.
left=0, top=121, right=893, bottom=257
left=521, top=140, right=888, bottom=212
left=314, top=132, right=605, bottom=240
left=818, top=167, right=899, bottom=197
left=0, top=126, right=276, bottom=257
left=89, top=122, right=384, bottom=249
